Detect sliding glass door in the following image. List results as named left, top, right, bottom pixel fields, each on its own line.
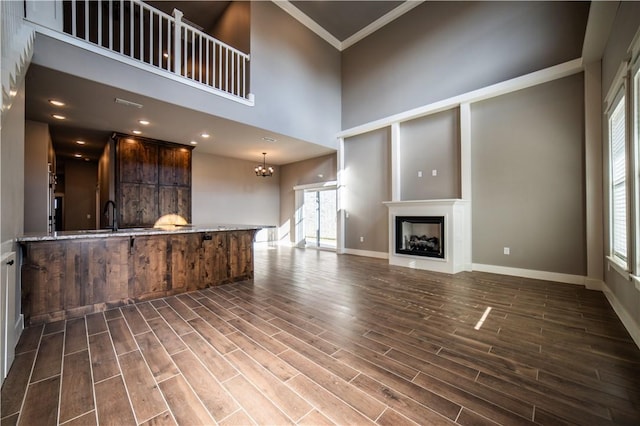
left=303, top=188, right=337, bottom=249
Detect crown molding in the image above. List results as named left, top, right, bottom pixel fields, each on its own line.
left=272, top=0, right=425, bottom=51
left=272, top=1, right=342, bottom=50
left=341, top=1, right=425, bottom=50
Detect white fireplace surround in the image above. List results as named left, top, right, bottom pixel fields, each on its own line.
left=383, top=199, right=472, bottom=274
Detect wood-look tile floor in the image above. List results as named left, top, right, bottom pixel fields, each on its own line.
left=2, top=245, right=640, bottom=425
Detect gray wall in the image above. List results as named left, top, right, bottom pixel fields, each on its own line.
left=279, top=153, right=337, bottom=243
left=1, top=78, right=26, bottom=247
left=471, top=73, right=586, bottom=275
left=31, top=1, right=341, bottom=150
left=601, top=2, right=640, bottom=334
left=343, top=129, right=390, bottom=253
left=341, top=1, right=589, bottom=129
left=64, top=159, right=98, bottom=230
left=602, top=2, right=640, bottom=94
left=210, top=1, right=250, bottom=53
left=192, top=151, right=279, bottom=227
left=24, top=120, right=51, bottom=233
left=400, top=109, right=460, bottom=200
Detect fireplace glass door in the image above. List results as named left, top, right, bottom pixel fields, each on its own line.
left=395, top=216, right=445, bottom=258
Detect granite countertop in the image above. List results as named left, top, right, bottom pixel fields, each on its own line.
left=17, top=224, right=270, bottom=242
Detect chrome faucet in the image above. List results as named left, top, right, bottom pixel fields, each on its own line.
left=103, top=200, right=118, bottom=231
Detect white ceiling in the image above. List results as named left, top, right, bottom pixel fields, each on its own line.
left=24, top=1, right=415, bottom=165
left=25, top=64, right=335, bottom=165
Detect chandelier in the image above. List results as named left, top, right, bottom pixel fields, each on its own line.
left=255, top=152, right=274, bottom=177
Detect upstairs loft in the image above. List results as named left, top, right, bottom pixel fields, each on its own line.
left=24, top=0, right=253, bottom=105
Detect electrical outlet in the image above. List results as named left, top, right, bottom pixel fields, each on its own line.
left=360, top=236, right=364, bottom=243
left=417, top=171, right=423, bottom=178
left=432, top=169, right=437, bottom=176
left=503, top=247, right=510, bottom=255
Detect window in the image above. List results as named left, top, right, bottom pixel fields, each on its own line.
left=609, top=92, right=628, bottom=266
left=634, top=61, right=640, bottom=274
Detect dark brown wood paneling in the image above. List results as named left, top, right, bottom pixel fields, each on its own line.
left=131, top=235, right=169, bottom=300
left=159, top=146, right=191, bottom=186
left=139, top=184, right=159, bottom=227
left=20, top=230, right=256, bottom=324
left=229, top=230, right=254, bottom=280
left=21, top=242, right=64, bottom=320
left=118, top=137, right=158, bottom=185
left=59, top=350, right=94, bottom=423
left=94, top=375, right=136, bottom=425
left=201, top=232, right=229, bottom=287
left=116, top=135, right=192, bottom=228
left=159, top=185, right=191, bottom=222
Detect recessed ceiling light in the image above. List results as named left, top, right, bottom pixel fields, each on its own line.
left=132, top=130, right=142, bottom=135
left=201, top=133, right=210, bottom=138
left=74, top=153, right=82, bottom=158
left=48, top=99, right=65, bottom=107
left=190, top=141, right=198, bottom=145
left=52, top=114, right=66, bottom=120
left=138, top=120, right=150, bottom=125
left=76, top=140, right=86, bottom=145
left=262, top=136, right=277, bottom=143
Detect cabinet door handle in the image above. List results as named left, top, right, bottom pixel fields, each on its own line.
left=6, top=259, right=14, bottom=266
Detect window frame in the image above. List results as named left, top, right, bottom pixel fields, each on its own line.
left=632, top=56, right=640, bottom=280
left=605, top=61, right=630, bottom=275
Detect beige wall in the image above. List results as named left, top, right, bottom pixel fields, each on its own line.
left=400, top=109, right=460, bottom=200
left=341, top=1, right=589, bottom=129
left=471, top=73, right=586, bottom=275
left=210, top=1, right=250, bottom=53
left=23, top=120, right=52, bottom=233
left=343, top=129, right=391, bottom=253
left=64, top=159, right=98, bottom=230
left=192, top=151, right=279, bottom=227
left=1, top=79, right=26, bottom=247
left=278, top=154, right=337, bottom=244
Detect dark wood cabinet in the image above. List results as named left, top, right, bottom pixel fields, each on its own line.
left=159, top=185, right=191, bottom=220
left=120, top=183, right=159, bottom=227
left=159, top=146, right=191, bottom=186
left=118, top=137, right=158, bottom=185
left=114, top=134, right=193, bottom=228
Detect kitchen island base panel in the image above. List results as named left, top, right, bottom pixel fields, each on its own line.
left=20, top=229, right=256, bottom=325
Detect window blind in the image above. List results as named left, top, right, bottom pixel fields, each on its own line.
left=610, top=95, right=627, bottom=261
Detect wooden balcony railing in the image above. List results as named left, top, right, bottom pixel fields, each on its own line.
left=31, top=0, right=251, bottom=101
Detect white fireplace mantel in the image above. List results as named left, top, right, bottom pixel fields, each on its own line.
left=383, top=199, right=471, bottom=274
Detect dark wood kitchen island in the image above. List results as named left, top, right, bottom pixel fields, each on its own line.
left=17, top=225, right=260, bottom=324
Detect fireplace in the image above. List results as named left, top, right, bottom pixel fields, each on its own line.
left=384, top=200, right=471, bottom=274
left=395, top=216, right=444, bottom=258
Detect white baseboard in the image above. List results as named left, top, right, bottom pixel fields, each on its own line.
left=472, top=263, right=587, bottom=286
left=342, top=248, right=389, bottom=259
left=602, top=281, right=640, bottom=349
left=584, top=277, right=605, bottom=291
